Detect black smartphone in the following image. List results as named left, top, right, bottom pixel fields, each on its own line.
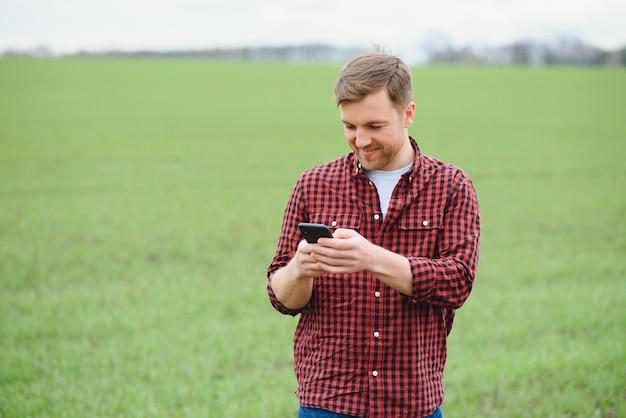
left=298, top=223, right=334, bottom=243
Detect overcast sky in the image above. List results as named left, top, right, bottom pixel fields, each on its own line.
left=1, top=0, right=625, bottom=55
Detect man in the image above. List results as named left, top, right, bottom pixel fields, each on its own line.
left=267, top=51, right=480, bottom=418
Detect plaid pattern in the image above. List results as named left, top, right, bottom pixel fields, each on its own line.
left=268, top=138, right=480, bottom=418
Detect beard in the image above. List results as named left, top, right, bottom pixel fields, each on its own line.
left=355, top=143, right=400, bottom=171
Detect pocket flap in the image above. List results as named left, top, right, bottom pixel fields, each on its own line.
left=398, top=209, right=442, bottom=230
left=310, top=213, right=361, bottom=231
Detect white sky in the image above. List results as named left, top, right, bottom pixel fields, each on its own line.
left=1, top=0, right=625, bottom=55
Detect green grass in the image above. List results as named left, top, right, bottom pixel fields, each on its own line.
left=1, top=58, right=624, bottom=417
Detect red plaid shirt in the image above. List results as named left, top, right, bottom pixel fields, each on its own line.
left=268, top=138, right=480, bottom=418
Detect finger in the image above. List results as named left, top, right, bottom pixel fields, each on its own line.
left=312, top=251, right=355, bottom=268
left=332, top=228, right=358, bottom=239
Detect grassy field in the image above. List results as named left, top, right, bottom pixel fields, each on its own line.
left=0, top=58, right=624, bottom=417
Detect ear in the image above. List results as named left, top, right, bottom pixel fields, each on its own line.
left=403, top=102, right=416, bottom=128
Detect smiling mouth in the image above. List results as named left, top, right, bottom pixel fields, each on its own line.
left=360, top=148, right=379, bottom=158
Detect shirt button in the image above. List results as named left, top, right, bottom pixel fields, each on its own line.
left=374, top=214, right=380, bottom=220
left=373, top=331, right=380, bottom=338
left=331, top=220, right=337, bottom=227
left=369, top=181, right=374, bottom=186
left=374, top=291, right=381, bottom=298
left=422, top=220, right=429, bottom=226
left=372, top=370, right=379, bottom=377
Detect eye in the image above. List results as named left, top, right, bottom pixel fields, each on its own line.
left=343, top=124, right=356, bottom=130
left=369, top=125, right=383, bottom=130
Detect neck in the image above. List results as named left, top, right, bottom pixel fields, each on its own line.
left=392, top=136, right=415, bottom=169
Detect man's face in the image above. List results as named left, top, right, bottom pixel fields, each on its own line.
left=339, top=89, right=415, bottom=171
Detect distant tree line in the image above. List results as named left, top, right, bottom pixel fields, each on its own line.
left=92, top=44, right=364, bottom=63
left=2, top=37, right=625, bottom=66
left=423, top=35, right=625, bottom=66
left=1, top=44, right=362, bottom=63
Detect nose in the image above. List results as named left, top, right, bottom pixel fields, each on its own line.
left=354, top=128, right=371, bottom=149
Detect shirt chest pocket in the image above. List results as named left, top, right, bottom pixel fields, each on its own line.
left=310, top=213, right=361, bottom=233
left=396, top=208, right=443, bottom=258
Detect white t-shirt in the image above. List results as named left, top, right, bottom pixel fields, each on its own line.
left=364, top=163, right=412, bottom=218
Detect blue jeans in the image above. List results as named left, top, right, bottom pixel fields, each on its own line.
left=298, top=405, right=442, bottom=418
